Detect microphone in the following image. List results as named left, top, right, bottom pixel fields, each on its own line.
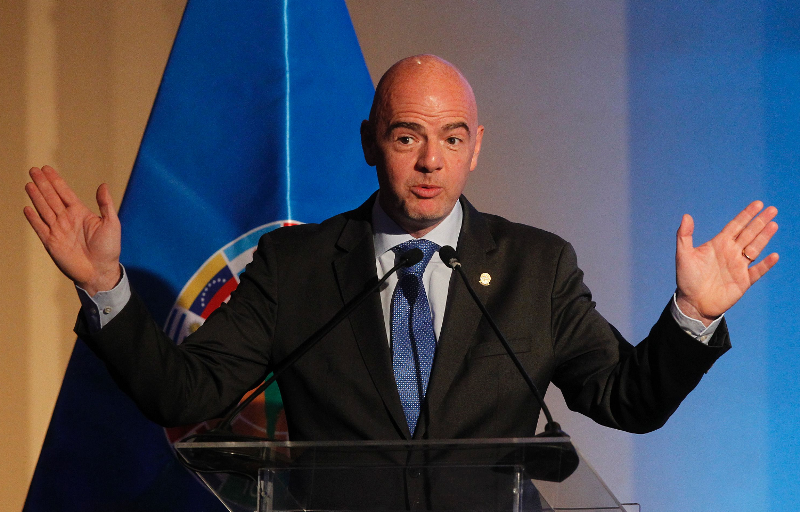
left=438, top=245, right=460, bottom=269
left=195, top=248, right=423, bottom=439
left=401, top=247, right=424, bottom=267
left=438, top=246, right=566, bottom=438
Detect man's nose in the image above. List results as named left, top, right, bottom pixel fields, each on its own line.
left=417, top=141, right=444, bottom=172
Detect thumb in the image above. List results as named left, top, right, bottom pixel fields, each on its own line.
left=676, top=213, right=694, bottom=254
left=96, top=183, right=118, bottom=223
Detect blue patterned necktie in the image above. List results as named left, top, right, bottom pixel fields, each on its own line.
left=390, top=239, right=440, bottom=436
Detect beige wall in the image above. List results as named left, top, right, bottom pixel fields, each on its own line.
left=0, top=1, right=185, bottom=509
left=0, top=1, right=31, bottom=509
left=1, top=1, right=633, bottom=509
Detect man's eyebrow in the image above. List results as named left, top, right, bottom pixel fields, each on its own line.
left=385, top=121, right=424, bottom=137
left=441, top=122, right=470, bottom=134
left=384, top=121, right=471, bottom=138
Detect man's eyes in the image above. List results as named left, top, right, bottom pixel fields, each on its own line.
left=392, top=134, right=464, bottom=145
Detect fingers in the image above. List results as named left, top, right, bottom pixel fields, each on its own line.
left=28, top=166, right=68, bottom=217
left=719, top=200, right=765, bottom=240
left=741, top=219, right=778, bottom=262
left=25, top=179, right=58, bottom=226
left=748, top=252, right=779, bottom=284
left=96, top=183, right=119, bottom=222
left=738, top=205, right=778, bottom=252
left=728, top=202, right=779, bottom=264
left=23, top=205, right=51, bottom=244
left=716, top=201, right=779, bottom=265
left=41, top=165, right=82, bottom=207
left=676, top=213, right=694, bottom=253
left=27, top=165, right=105, bottom=227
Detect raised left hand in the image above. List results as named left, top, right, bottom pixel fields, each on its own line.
left=675, top=201, right=779, bottom=326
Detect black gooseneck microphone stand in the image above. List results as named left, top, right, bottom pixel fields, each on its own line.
left=438, top=245, right=567, bottom=438
left=186, top=248, right=425, bottom=442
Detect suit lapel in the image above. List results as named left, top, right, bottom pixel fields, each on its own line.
left=333, top=198, right=410, bottom=438
left=421, top=197, right=497, bottom=435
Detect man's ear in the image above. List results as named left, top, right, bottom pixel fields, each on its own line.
left=361, top=120, right=377, bottom=166
left=469, top=125, right=485, bottom=172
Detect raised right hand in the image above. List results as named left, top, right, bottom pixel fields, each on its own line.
left=24, top=165, right=122, bottom=296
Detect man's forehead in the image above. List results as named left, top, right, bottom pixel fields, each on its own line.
left=382, top=90, right=474, bottom=117
left=384, top=120, right=471, bottom=137
left=377, top=97, right=478, bottom=140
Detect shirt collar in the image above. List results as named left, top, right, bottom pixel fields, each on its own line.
left=372, top=194, right=463, bottom=257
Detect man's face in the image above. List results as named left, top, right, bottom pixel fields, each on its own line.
left=362, top=62, right=484, bottom=237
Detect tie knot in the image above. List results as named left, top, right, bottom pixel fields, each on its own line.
left=392, top=239, right=440, bottom=276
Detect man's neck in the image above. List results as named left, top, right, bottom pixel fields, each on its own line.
left=371, top=196, right=462, bottom=258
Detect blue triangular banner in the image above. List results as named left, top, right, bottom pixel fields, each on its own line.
left=24, top=1, right=376, bottom=509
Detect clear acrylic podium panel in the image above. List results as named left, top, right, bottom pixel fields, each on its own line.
left=175, top=437, right=627, bottom=512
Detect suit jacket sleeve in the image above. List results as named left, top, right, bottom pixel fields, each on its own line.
left=549, top=241, right=730, bottom=433
left=75, top=233, right=281, bottom=427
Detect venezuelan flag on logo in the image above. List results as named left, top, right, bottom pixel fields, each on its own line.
left=25, top=1, right=376, bottom=510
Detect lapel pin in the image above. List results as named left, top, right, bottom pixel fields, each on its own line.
left=479, top=273, right=491, bottom=286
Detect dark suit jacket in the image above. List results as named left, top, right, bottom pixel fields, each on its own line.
left=78, top=195, right=730, bottom=441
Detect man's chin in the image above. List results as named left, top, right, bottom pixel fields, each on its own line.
left=380, top=195, right=457, bottom=235
left=400, top=207, right=452, bottom=233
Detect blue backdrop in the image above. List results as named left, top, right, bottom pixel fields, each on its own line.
left=628, top=1, right=799, bottom=509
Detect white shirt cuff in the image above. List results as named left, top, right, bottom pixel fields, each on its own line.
left=670, top=293, right=722, bottom=345
left=76, top=265, right=131, bottom=333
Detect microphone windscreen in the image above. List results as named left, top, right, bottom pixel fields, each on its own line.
left=439, top=246, right=460, bottom=268
left=401, top=248, right=424, bottom=267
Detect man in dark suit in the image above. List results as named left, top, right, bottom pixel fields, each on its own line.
left=24, top=54, right=779, bottom=442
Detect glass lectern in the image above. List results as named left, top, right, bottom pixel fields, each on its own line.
left=175, top=436, right=628, bottom=512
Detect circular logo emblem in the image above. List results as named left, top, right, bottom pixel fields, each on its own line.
left=162, top=220, right=300, bottom=507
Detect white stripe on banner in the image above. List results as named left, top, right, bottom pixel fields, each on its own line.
left=283, top=0, right=292, bottom=219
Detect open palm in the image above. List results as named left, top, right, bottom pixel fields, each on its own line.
left=675, top=201, right=779, bottom=324
left=24, top=166, right=122, bottom=296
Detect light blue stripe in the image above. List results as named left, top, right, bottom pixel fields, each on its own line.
left=283, top=0, right=292, bottom=220
left=173, top=313, right=186, bottom=344
left=222, top=225, right=280, bottom=261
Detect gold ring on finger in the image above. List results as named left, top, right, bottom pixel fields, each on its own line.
left=742, top=248, right=754, bottom=262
